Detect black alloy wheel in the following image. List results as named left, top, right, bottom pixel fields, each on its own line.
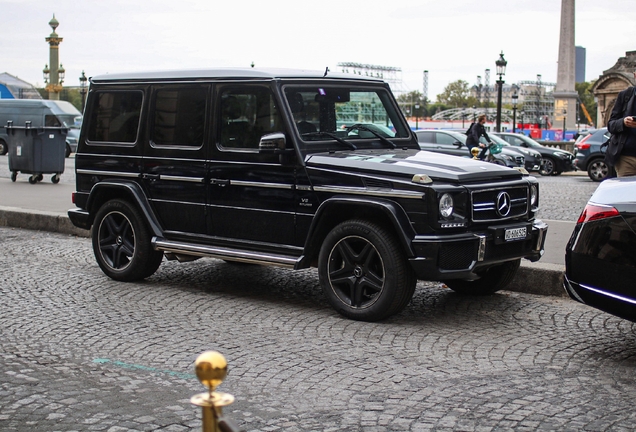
left=539, top=157, right=555, bottom=176
left=92, top=199, right=163, bottom=281
left=318, top=220, right=416, bottom=322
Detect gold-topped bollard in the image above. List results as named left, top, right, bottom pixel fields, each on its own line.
left=191, top=351, right=237, bottom=432
left=471, top=147, right=481, bottom=159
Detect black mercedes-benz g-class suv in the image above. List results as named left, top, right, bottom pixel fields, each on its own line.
left=68, top=68, right=547, bottom=321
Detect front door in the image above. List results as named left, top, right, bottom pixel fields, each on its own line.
left=207, top=84, right=300, bottom=254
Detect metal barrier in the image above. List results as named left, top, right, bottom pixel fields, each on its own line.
left=537, top=140, right=575, bottom=154
left=191, top=351, right=244, bottom=432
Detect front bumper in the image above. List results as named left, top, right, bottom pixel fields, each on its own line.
left=408, top=219, right=548, bottom=281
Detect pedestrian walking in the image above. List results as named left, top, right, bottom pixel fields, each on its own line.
left=466, top=114, right=493, bottom=160
left=606, top=69, right=636, bottom=177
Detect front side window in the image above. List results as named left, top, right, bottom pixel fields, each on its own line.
left=151, top=87, right=206, bottom=147
left=218, top=86, right=282, bottom=150
left=284, top=86, right=410, bottom=144
left=86, top=91, right=143, bottom=143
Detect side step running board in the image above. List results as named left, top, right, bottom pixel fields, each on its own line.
left=152, top=237, right=301, bottom=269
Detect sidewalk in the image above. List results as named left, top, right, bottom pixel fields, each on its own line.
left=0, top=176, right=569, bottom=297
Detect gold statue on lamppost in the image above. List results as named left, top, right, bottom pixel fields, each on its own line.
left=44, top=14, right=65, bottom=100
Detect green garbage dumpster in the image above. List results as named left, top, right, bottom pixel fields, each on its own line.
left=5, top=121, right=67, bottom=184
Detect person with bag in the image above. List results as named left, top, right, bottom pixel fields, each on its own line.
left=466, top=114, right=493, bottom=160
left=606, top=72, right=636, bottom=177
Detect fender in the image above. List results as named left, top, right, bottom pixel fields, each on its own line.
left=303, top=196, right=418, bottom=259
left=86, top=180, right=164, bottom=237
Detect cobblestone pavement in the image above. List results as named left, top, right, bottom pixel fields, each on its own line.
left=2, top=227, right=636, bottom=431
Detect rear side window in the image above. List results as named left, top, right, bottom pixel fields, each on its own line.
left=86, top=91, right=143, bottom=143
left=151, top=87, right=207, bottom=147
left=436, top=133, right=457, bottom=145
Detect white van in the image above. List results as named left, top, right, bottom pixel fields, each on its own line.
left=0, top=99, right=82, bottom=157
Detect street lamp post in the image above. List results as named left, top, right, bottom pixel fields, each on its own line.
left=562, top=109, right=567, bottom=141
left=79, top=70, right=88, bottom=112
left=462, top=104, right=467, bottom=128
left=495, top=51, right=507, bottom=132
left=520, top=111, right=525, bottom=132
left=415, top=104, right=420, bottom=130
left=511, top=91, right=518, bottom=133
left=472, top=105, right=476, bottom=122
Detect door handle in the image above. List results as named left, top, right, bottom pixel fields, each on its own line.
left=210, top=178, right=230, bottom=187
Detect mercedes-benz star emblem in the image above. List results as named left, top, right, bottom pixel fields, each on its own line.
left=496, top=192, right=511, bottom=217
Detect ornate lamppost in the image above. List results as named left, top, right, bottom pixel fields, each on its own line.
left=495, top=52, right=507, bottom=132
left=511, top=90, right=518, bottom=133
left=43, top=15, right=64, bottom=100
left=562, top=109, right=567, bottom=141
left=414, top=104, right=420, bottom=130
left=520, top=110, right=525, bottom=132
left=79, top=71, right=88, bottom=112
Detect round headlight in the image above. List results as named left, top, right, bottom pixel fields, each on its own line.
left=439, top=193, right=454, bottom=219
left=530, top=185, right=538, bottom=206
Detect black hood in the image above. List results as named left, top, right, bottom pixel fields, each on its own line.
left=305, top=149, right=523, bottom=183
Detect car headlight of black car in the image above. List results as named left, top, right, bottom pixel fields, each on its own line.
left=439, top=193, right=454, bottom=218
left=554, top=151, right=573, bottom=159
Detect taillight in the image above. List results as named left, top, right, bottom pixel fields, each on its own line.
left=575, top=135, right=591, bottom=150
left=576, top=203, right=620, bottom=224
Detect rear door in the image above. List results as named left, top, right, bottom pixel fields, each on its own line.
left=141, top=84, right=209, bottom=239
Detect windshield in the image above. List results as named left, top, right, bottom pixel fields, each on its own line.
left=284, top=86, right=410, bottom=146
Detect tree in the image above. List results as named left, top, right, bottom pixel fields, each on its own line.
left=576, top=81, right=597, bottom=127
left=397, top=90, right=427, bottom=118
left=36, top=87, right=83, bottom=112
left=436, top=80, right=476, bottom=107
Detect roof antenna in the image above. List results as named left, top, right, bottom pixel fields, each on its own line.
left=323, top=67, right=329, bottom=77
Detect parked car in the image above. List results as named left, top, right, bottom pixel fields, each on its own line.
left=68, top=68, right=547, bottom=322
left=484, top=134, right=543, bottom=172
left=494, top=132, right=576, bottom=176
left=414, top=129, right=524, bottom=168
left=564, top=177, right=636, bottom=322
left=573, top=127, right=615, bottom=182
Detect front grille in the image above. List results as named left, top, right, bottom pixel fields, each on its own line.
left=515, top=156, right=525, bottom=165
left=472, top=186, right=528, bottom=222
left=438, top=240, right=477, bottom=270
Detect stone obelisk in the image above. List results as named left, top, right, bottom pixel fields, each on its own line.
left=554, top=0, right=579, bottom=130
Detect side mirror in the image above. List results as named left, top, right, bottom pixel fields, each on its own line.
left=258, top=132, right=288, bottom=154
left=453, top=141, right=462, bottom=147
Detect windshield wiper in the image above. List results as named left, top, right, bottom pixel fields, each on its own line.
left=302, top=131, right=357, bottom=150
left=346, top=124, right=396, bottom=149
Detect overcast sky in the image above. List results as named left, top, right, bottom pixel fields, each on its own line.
left=3, top=0, right=636, bottom=100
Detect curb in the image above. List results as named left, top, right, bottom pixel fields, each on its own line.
left=0, top=206, right=89, bottom=238
left=0, top=206, right=567, bottom=298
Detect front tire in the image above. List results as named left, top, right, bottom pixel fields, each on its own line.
left=443, top=259, right=520, bottom=296
left=92, top=199, right=163, bottom=281
left=539, top=157, right=555, bottom=176
left=0, top=139, right=7, bottom=155
left=318, top=220, right=416, bottom=321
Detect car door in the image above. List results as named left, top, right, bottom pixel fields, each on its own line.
left=433, top=131, right=468, bottom=156
left=206, top=84, right=300, bottom=253
left=141, top=84, right=209, bottom=238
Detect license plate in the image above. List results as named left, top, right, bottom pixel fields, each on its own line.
left=505, top=227, right=527, bottom=241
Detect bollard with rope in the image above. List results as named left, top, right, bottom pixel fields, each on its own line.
left=191, top=351, right=244, bottom=432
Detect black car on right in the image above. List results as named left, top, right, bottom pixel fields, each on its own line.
left=564, top=177, right=636, bottom=322
left=494, top=132, right=576, bottom=176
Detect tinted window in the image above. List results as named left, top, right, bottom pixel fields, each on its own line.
left=416, top=131, right=434, bottom=143
left=151, top=87, right=206, bottom=147
left=87, top=91, right=143, bottom=143
left=436, top=133, right=458, bottom=145
left=219, top=86, right=282, bottom=150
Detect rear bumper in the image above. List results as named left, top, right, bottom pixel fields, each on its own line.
left=408, top=219, right=548, bottom=280
left=564, top=274, right=636, bottom=322
left=68, top=208, right=91, bottom=230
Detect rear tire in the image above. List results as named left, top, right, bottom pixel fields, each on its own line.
left=587, top=158, right=609, bottom=182
left=318, top=220, right=416, bottom=321
left=92, top=199, right=163, bottom=281
left=443, top=259, right=520, bottom=296
left=0, top=139, right=7, bottom=155
left=65, top=144, right=71, bottom=158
